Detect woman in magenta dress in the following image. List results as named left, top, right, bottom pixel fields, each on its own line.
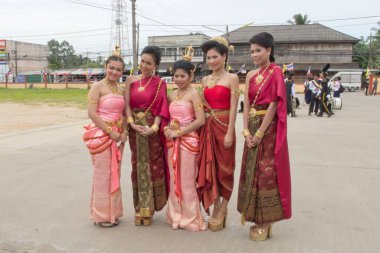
left=84, top=55, right=127, bottom=227
left=197, top=37, right=239, bottom=232
left=237, top=32, right=292, bottom=241
left=125, top=46, right=169, bottom=226
left=165, top=50, right=206, bottom=231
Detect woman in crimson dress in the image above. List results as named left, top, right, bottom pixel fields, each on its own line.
left=124, top=46, right=169, bottom=226
left=237, top=32, right=292, bottom=241
left=197, top=37, right=239, bottom=232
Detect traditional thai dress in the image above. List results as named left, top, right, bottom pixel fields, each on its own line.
left=128, top=76, right=170, bottom=218
left=197, top=84, right=236, bottom=212
left=166, top=100, right=207, bottom=231
left=83, top=93, right=125, bottom=224
left=237, top=63, right=292, bottom=225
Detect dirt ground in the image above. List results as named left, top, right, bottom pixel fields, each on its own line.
left=0, top=103, right=87, bottom=135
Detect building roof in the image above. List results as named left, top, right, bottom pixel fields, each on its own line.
left=226, top=24, right=360, bottom=44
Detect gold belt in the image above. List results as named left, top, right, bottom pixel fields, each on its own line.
left=105, top=118, right=123, bottom=128
left=249, top=108, right=267, bottom=118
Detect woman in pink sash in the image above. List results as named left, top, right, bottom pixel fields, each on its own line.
left=165, top=51, right=206, bottom=232
left=125, top=46, right=170, bottom=226
left=197, top=37, right=239, bottom=232
left=237, top=32, right=292, bottom=241
left=84, top=55, right=127, bottom=227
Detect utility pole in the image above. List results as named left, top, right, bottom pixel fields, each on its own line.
left=131, top=0, right=138, bottom=75
left=368, top=33, right=372, bottom=69
left=136, top=22, right=140, bottom=64
left=226, top=25, right=230, bottom=72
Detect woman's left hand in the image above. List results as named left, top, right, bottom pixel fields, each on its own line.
left=251, top=135, right=262, bottom=148
left=140, top=126, right=156, bottom=137
left=224, top=131, right=234, bottom=149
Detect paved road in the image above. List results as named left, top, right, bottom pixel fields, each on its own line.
left=0, top=92, right=379, bottom=253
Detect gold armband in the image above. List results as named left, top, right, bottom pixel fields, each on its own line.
left=151, top=124, right=159, bottom=132
left=255, top=129, right=265, bottom=139
left=127, top=116, right=134, bottom=124
left=194, top=102, right=203, bottom=112
left=231, top=88, right=240, bottom=98
left=105, top=126, right=113, bottom=134
left=87, top=98, right=98, bottom=104
left=242, top=129, right=251, bottom=137
left=163, top=126, right=170, bottom=132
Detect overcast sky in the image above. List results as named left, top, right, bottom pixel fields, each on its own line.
left=1, top=0, right=380, bottom=61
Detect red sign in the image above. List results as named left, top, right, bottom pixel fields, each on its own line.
left=0, top=40, right=6, bottom=49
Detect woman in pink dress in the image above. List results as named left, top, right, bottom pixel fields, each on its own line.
left=165, top=51, right=207, bottom=232
left=197, top=37, right=239, bottom=232
left=238, top=32, right=292, bottom=241
left=83, top=55, right=127, bottom=227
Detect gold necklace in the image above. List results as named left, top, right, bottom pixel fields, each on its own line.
left=207, top=72, right=225, bottom=88
left=255, top=65, right=270, bottom=84
left=138, top=75, right=154, bottom=92
left=175, top=87, right=191, bottom=101
left=104, top=78, right=119, bottom=94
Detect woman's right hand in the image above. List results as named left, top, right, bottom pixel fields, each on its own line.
left=130, top=122, right=147, bottom=134
left=109, top=131, right=121, bottom=142
left=245, top=134, right=255, bottom=148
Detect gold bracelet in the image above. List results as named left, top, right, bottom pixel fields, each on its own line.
left=194, top=102, right=203, bottom=112
left=87, top=98, right=98, bottom=104
left=105, top=126, right=113, bottom=134
left=123, top=129, right=128, bottom=134
left=127, top=116, right=134, bottom=123
left=255, top=129, right=265, bottom=139
left=176, top=129, right=181, bottom=137
left=242, top=129, right=251, bottom=137
left=151, top=124, right=159, bottom=132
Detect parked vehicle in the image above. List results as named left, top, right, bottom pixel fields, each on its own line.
left=330, top=72, right=362, bottom=92
left=161, top=76, right=173, bottom=83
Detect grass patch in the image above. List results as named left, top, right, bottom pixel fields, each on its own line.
left=0, top=88, right=89, bottom=108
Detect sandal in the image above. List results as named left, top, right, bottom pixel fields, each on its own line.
left=94, top=218, right=119, bottom=228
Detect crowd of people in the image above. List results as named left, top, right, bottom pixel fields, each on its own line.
left=303, top=69, right=344, bottom=118
left=83, top=32, right=291, bottom=241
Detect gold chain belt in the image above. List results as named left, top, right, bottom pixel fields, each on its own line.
left=105, top=118, right=123, bottom=128
left=249, top=108, right=267, bottom=118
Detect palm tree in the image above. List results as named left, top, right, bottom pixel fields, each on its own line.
left=287, top=14, right=311, bottom=25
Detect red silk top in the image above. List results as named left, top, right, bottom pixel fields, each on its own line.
left=204, top=85, right=231, bottom=109
left=129, top=75, right=170, bottom=123
left=248, top=63, right=292, bottom=219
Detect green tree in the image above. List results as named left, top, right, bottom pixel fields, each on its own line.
left=287, top=14, right=311, bottom=25
left=353, top=35, right=380, bottom=69
left=47, top=39, right=62, bottom=69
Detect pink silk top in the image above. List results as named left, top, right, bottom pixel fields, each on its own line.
left=248, top=63, right=292, bottom=219
left=97, top=93, right=125, bottom=122
left=204, top=85, right=231, bottom=109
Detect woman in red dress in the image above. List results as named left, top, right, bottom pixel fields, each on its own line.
left=237, top=32, right=292, bottom=241
left=197, top=37, right=239, bottom=232
left=124, top=46, right=170, bottom=226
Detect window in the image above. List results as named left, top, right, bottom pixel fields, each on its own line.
left=194, top=48, right=202, bottom=57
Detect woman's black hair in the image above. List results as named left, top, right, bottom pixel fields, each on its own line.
left=172, top=60, right=195, bottom=76
left=249, top=32, right=275, bottom=62
left=141, top=46, right=161, bottom=66
left=201, top=40, right=229, bottom=64
left=105, top=55, right=125, bottom=69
